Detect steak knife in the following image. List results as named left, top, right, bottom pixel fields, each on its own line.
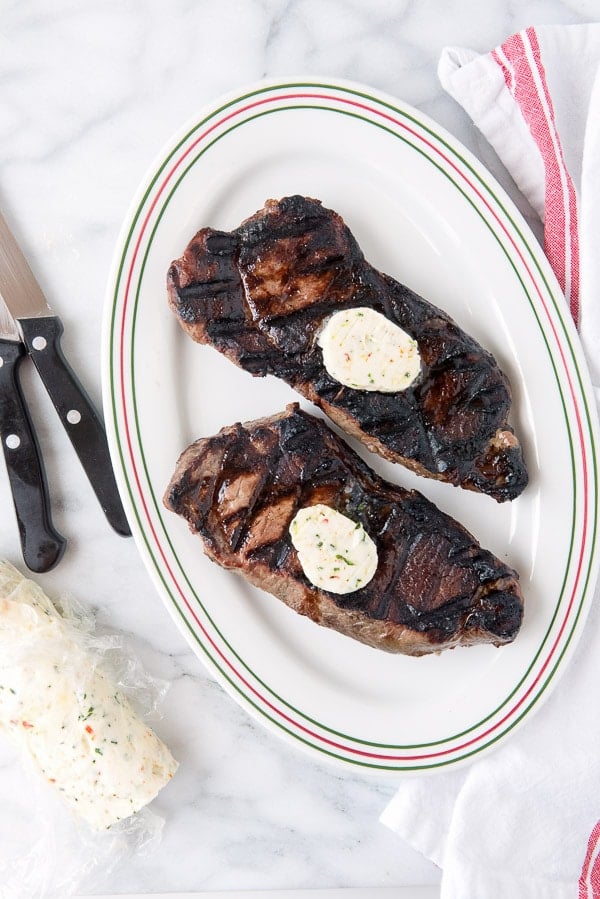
left=0, top=298, right=66, bottom=570
left=0, top=210, right=130, bottom=537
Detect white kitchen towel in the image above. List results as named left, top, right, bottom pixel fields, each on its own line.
left=381, top=24, right=600, bottom=899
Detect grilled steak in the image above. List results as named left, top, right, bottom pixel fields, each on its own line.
left=167, top=196, right=528, bottom=502
left=164, top=405, right=523, bottom=656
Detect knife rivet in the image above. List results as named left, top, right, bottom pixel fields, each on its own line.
left=32, top=336, right=47, bottom=351
left=6, top=434, right=20, bottom=450
left=67, top=409, right=81, bottom=425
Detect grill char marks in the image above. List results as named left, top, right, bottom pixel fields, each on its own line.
left=167, top=196, right=528, bottom=502
left=164, top=405, right=524, bottom=656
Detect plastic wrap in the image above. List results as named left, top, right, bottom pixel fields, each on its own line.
left=0, top=560, right=178, bottom=897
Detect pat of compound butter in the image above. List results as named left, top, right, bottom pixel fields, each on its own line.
left=0, top=560, right=178, bottom=830
left=318, top=306, right=421, bottom=391
left=289, top=504, right=378, bottom=595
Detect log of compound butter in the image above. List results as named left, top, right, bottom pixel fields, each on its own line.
left=0, top=560, right=178, bottom=830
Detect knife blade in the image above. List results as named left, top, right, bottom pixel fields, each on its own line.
left=0, top=209, right=130, bottom=536
left=0, top=297, right=66, bottom=571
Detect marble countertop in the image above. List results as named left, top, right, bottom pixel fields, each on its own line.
left=0, top=1, right=595, bottom=895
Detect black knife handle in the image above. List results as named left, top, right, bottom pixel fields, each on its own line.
left=19, top=316, right=131, bottom=537
left=0, top=338, right=66, bottom=571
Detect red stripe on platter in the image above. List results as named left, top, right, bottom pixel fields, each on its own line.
left=117, top=89, right=590, bottom=762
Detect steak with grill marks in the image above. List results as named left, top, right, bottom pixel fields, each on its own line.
left=163, top=405, right=523, bottom=656
left=167, top=196, right=528, bottom=502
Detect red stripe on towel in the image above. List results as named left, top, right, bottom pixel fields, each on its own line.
left=491, top=48, right=512, bottom=90
left=494, top=27, right=580, bottom=324
left=579, top=820, right=600, bottom=898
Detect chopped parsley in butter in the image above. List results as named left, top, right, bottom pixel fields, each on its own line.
left=318, top=306, right=421, bottom=392
left=289, top=504, right=377, bottom=594
left=0, top=560, right=178, bottom=830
